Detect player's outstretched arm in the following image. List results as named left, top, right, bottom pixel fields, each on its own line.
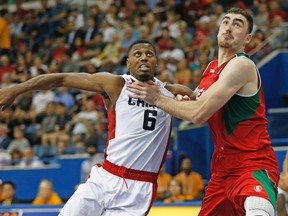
left=0, top=72, right=122, bottom=111
left=127, top=57, right=255, bottom=124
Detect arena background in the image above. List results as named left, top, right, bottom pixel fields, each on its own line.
left=0, top=0, right=288, bottom=215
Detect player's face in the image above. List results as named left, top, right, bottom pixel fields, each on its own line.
left=126, top=43, right=157, bottom=82
left=217, top=13, right=252, bottom=51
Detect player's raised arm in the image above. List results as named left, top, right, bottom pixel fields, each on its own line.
left=0, top=72, right=123, bottom=111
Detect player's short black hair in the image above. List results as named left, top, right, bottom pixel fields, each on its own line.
left=226, top=7, right=254, bottom=34
left=127, top=40, right=156, bottom=56
left=2, top=181, right=16, bottom=190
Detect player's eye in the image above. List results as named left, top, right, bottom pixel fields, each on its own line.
left=135, top=52, right=141, bottom=57
left=146, top=52, right=153, bottom=57
left=234, top=22, right=241, bottom=27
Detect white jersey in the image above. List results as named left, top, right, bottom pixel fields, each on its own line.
left=105, top=74, right=174, bottom=172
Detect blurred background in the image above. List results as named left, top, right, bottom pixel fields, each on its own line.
left=0, top=0, right=287, bottom=215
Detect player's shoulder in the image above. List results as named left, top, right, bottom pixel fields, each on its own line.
left=229, top=53, right=255, bottom=69
left=231, top=53, right=255, bottom=66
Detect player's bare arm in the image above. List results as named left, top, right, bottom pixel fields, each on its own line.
left=128, top=57, right=256, bottom=124
left=0, top=72, right=124, bottom=111
left=165, top=84, right=196, bottom=101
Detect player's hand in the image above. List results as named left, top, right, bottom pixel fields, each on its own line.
left=0, top=87, right=18, bottom=111
left=127, top=80, right=160, bottom=105
left=175, top=94, right=191, bottom=101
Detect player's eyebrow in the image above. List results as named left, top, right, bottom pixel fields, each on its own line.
left=222, top=16, right=244, bottom=25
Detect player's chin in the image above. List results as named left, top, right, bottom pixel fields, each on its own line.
left=138, top=74, right=153, bottom=82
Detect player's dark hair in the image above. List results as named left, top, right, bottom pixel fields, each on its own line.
left=2, top=181, right=16, bottom=190
left=226, top=7, right=253, bottom=34
left=127, top=40, right=156, bottom=56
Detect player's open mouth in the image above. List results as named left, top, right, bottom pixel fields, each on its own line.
left=139, top=64, right=150, bottom=71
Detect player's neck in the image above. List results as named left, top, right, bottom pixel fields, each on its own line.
left=218, top=48, right=242, bottom=66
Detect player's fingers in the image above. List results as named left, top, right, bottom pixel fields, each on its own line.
left=182, top=95, right=191, bottom=100
left=175, top=94, right=184, bottom=101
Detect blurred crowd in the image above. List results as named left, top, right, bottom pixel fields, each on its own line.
left=0, top=0, right=287, bottom=205
left=0, top=157, right=205, bottom=204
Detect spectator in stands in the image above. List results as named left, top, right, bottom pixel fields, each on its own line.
left=174, top=58, right=192, bottom=86
left=82, top=32, right=105, bottom=62
left=0, top=55, right=14, bottom=83
left=137, top=25, right=150, bottom=41
left=84, top=120, right=107, bottom=154
left=68, top=36, right=87, bottom=62
left=175, top=157, right=204, bottom=200
left=0, top=181, right=21, bottom=205
left=9, top=14, right=24, bottom=39
left=80, top=141, right=104, bottom=183
left=155, top=58, right=173, bottom=84
left=88, top=5, right=103, bottom=29
left=29, top=56, right=48, bottom=78
left=192, top=15, right=211, bottom=49
left=156, top=164, right=172, bottom=202
left=0, top=73, right=13, bottom=89
left=145, top=11, right=161, bottom=41
left=12, top=0, right=29, bottom=20
left=163, top=178, right=186, bottom=203
left=33, top=179, right=62, bottom=205
left=99, top=19, right=116, bottom=43
left=54, top=102, right=72, bottom=134
left=58, top=51, right=80, bottom=73
left=254, top=2, right=269, bottom=33
left=0, top=179, right=3, bottom=200
left=176, top=20, right=193, bottom=54
left=0, top=9, right=11, bottom=55
left=189, top=69, right=203, bottom=91
left=277, top=172, right=288, bottom=216
left=67, top=8, right=84, bottom=31
left=0, top=123, right=12, bottom=150
left=10, top=148, right=22, bottom=166
left=19, top=146, right=44, bottom=168
left=161, top=10, right=181, bottom=39
left=54, top=87, right=75, bottom=111
left=7, top=126, right=31, bottom=154
left=51, top=37, right=69, bottom=64
left=36, top=37, right=53, bottom=64
left=83, top=17, right=98, bottom=46
left=97, top=33, right=121, bottom=72
left=56, top=133, right=70, bottom=155
left=159, top=39, right=185, bottom=74
left=39, top=102, right=58, bottom=146
left=11, top=54, right=31, bottom=83
left=95, top=0, right=114, bottom=14
left=71, top=99, right=101, bottom=145
left=119, top=25, right=135, bottom=62
left=268, top=0, right=288, bottom=22
left=31, top=90, right=55, bottom=115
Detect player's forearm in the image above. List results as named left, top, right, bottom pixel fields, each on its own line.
left=156, top=95, right=205, bottom=124
left=14, top=74, right=64, bottom=96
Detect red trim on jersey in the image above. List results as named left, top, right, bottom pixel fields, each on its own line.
left=102, top=159, right=158, bottom=183
left=158, top=121, right=173, bottom=173
left=106, top=105, right=116, bottom=158
left=145, top=182, right=157, bottom=216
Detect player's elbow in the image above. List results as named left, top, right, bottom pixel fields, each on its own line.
left=189, top=108, right=208, bottom=124
left=191, top=115, right=207, bottom=124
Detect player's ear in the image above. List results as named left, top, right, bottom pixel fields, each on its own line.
left=244, top=33, right=252, bottom=45
left=126, top=58, right=130, bottom=69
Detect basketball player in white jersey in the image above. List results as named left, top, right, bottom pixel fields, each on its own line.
left=0, top=40, right=195, bottom=216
